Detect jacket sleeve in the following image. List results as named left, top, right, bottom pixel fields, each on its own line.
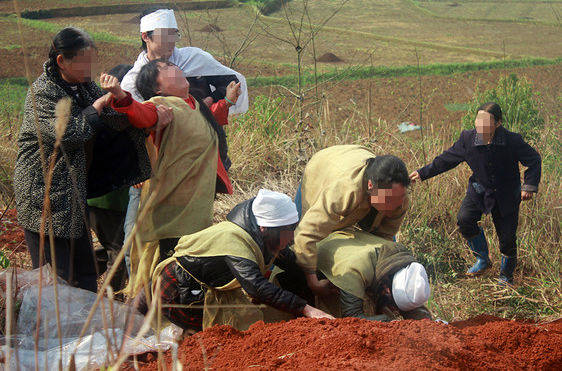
left=374, top=196, right=409, bottom=240
left=89, top=82, right=130, bottom=131
left=27, top=84, right=97, bottom=150
left=209, top=99, right=229, bottom=126
left=205, top=74, right=238, bottom=102
left=293, top=184, right=361, bottom=273
left=340, top=290, right=391, bottom=321
left=417, top=132, right=467, bottom=181
left=111, top=92, right=158, bottom=129
left=224, top=255, right=308, bottom=315
left=513, top=134, right=541, bottom=192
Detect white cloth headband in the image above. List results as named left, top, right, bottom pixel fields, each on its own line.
left=140, top=9, right=178, bottom=33
left=252, top=189, right=299, bottom=228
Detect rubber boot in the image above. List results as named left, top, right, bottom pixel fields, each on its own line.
left=466, top=228, right=491, bottom=276
left=498, top=255, right=517, bottom=285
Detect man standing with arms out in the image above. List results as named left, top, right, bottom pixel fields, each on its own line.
left=293, top=145, right=411, bottom=296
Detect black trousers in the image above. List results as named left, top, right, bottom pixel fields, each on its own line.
left=24, top=228, right=98, bottom=292
left=89, top=207, right=128, bottom=292
left=456, top=194, right=519, bottom=257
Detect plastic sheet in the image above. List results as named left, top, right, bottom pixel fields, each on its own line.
left=1, top=283, right=182, bottom=370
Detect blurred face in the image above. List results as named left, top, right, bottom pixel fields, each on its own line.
left=143, top=28, right=179, bottom=60
left=368, top=181, right=407, bottom=212
left=156, top=63, right=190, bottom=98
left=261, top=228, right=295, bottom=257
left=57, top=47, right=97, bottom=83
left=475, top=110, right=500, bottom=144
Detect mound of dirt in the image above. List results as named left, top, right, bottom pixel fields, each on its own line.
left=199, top=24, right=223, bottom=33
left=138, top=315, right=562, bottom=369
left=317, top=52, right=344, bottom=63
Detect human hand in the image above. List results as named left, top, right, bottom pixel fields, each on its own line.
left=202, top=96, right=214, bottom=108
left=153, top=105, right=173, bottom=146
left=225, top=81, right=241, bottom=106
left=306, top=273, right=338, bottom=297
left=92, top=93, right=112, bottom=115
left=99, top=73, right=126, bottom=100
left=302, top=304, right=335, bottom=319
left=409, top=171, right=421, bottom=183
left=132, top=182, right=144, bottom=189
left=521, top=191, right=533, bottom=201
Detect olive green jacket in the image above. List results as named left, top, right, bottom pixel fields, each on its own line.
left=294, top=145, right=408, bottom=272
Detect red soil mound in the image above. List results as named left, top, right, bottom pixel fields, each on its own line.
left=138, top=314, right=562, bottom=369
left=0, top=209, right=25, bottom=253
left=199, top=24, right=223, bottom=33
left=317, top=52, right=343, bottom=63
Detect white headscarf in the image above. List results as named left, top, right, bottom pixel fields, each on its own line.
left=391, top=262, right=431, bottom=312
left=140, top=9, right=178, bottom=33
left=252, top=189, right=299, bottom=228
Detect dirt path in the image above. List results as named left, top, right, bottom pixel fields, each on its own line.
left=137, top=315, right=562, bottom=369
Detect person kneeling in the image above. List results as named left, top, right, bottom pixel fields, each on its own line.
left=316, top=230, right=432, bottom=321
left=152, top=189, right=333, bottom=331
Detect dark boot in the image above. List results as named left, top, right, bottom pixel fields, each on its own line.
left=498, top=255, right=517, bottom=285
left=466, top=228, right=491, bottom=276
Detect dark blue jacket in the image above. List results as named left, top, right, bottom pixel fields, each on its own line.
left=417, top=126, right=541, bottom=216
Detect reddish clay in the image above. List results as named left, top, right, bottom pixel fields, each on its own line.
left=0, top=209, right=26, bottom=253
left=137, top=315, right=561, bottom=370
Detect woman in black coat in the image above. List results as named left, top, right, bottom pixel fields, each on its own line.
left=13, top=28, right=151, bottom=291
left=410, top=102, right=541, bottom=285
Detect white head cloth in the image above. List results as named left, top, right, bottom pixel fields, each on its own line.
left=251, top=189, right=299, bottom=228
left=140, top=9, right=178, bottom=33
left=391, top=262, right=431, bottom=312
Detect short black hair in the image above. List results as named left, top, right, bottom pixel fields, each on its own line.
left=477, top=102, right=502, bottom=123
left=108, top=64, right=133, bottom=83
left=136, top=58, right=175, bottom=101
left=140, top=7, right=162, bottom=50
left=364, top=155, right=410, bottom=188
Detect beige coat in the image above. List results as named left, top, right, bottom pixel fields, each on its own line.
left=127, top=96, right=218, bottom=298
left=294, top=145, right=408, bottom=272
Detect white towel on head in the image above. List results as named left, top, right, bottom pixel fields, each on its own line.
left=140, top=9, right=178, bottom=32
left=392, top=262, right=431, bottom=312
left=252, top=189, right=299, bottom=228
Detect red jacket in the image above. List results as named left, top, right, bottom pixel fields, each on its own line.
left=111, top=92, right=233, bottom=194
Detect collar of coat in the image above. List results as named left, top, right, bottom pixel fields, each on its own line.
left=226, top=198, right=272, bottom=261
left=472, top=126, right=507, bottom=147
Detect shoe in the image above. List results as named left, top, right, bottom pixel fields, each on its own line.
left=498, top=255, right=517, bottom=285
left=466, top=228, right=491, bottom=276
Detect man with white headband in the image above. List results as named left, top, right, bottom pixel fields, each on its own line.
left=146, top=189, right=333, bottom=332
left=121, top=8, right=249, bottom=114
left=315, top=230, right=432, bottom=321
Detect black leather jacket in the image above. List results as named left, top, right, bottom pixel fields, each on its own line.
left=177, top=198, right=308, bottom=315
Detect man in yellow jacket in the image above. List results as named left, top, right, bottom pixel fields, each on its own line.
left=294, top=145, right=410, bottom=295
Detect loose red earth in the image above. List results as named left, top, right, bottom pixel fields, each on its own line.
left=0, top=209, right=25, bottom=253
left=137, top=315, right=562, bottom=370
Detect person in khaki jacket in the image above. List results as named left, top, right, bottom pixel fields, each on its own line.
left=294, top=145, right=410, bottom=295
left=316, top=230, right=432, bottom=321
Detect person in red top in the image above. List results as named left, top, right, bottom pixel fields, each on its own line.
left=100, top=59, right=240, bottom=195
